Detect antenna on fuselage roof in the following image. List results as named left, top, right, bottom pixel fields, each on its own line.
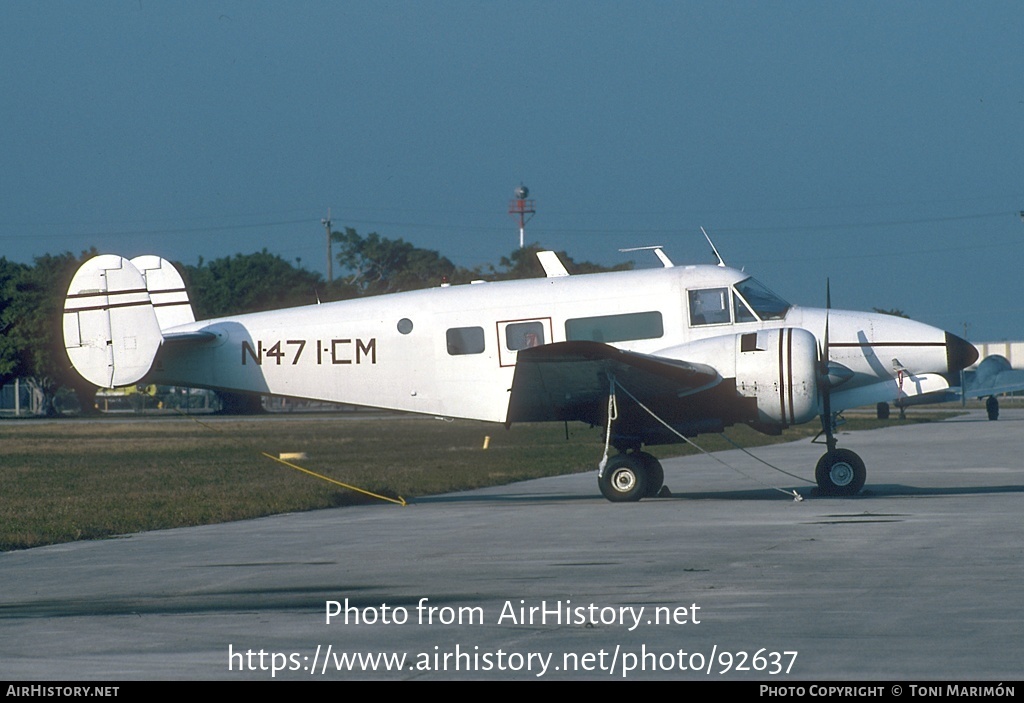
left=701, top=227, right=727, bottom=267
left=618, top=245, right=674, bottom=268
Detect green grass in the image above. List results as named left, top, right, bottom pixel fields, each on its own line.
left=0, top=410, right=957, bottom=551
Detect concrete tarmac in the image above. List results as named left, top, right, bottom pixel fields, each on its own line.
left=1, top=410, right=1022, bottom=680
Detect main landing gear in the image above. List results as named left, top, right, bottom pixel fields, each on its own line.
left=986, top=395, right=999, bottom=421
left=598, top=451, right=665, bottom=502
left=815, top=413, right=866, bottom=496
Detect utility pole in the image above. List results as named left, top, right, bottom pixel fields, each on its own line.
left=322, top=209, right=333, bottom=283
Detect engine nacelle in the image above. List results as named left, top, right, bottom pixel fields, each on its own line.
left=655, top=328, right=820, bottom=427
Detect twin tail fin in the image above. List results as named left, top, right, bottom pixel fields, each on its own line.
left=62, top=255, right=194, bottom=389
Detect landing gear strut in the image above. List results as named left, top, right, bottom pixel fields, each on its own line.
left=598, top=450, right=665, bottom=502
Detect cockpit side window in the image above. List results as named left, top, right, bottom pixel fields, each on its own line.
left=733, top=294, right=757, bottom=323
left=734, top=277, right=790, bottom=320
left=688, top=288, right=731, bottom=326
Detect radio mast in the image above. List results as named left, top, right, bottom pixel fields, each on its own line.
left=507, top=184, right=535, bottom=249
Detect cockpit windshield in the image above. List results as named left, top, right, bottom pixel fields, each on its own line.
left=733, top=277, right=790, bottom=320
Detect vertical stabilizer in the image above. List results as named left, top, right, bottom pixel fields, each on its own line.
left=130, top=255, right=195, bottom=330
left=62, top=255, right=163, bottom=388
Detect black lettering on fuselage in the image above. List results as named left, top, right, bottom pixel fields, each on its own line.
left=357, top=338, right=376, bottom=364
left=242, top=340, right=263, bottom=365
left=243, top=338, right=376, bottom=366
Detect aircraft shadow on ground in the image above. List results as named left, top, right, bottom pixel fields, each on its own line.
left=944, top=416, right=1024, bottom=423
left=414, top=492, right=597, bottom=505
left=857, top=483, right=1024, bottom=497
left=417, top=486, right=810, bottom=504
left=414, top=482, right=1024, bottom=504
left=670, top=482, right=1024, bottom=500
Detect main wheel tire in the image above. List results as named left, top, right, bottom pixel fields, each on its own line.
left=599, top=454, right=648, bottom=502
left=815, top=449, right=866, bottom=496
left=636, top=451, right=664, bottom=497
left=986, top=396, right=999, bottom=421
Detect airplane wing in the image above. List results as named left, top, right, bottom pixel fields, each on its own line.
left=506, top=341, right=740, bottom=441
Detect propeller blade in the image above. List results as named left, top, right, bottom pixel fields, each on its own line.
left=819, top=278, right=838, bottom=451
left=821, top=278, right=832, bottom=424
left=824, top=278, right=831, bottom=362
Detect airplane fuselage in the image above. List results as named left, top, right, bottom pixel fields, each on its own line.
left=148, top=264, right=972, bottom=431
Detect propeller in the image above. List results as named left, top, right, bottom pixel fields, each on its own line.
left=824, top=278, right=830, bottom=363
left=817, top=279, right=856, bottom=449
left=818, top=279, right=853, bottom=392
left=814, top=279, right=838, bottom=451
left=819, top=280, right=832, bottom=431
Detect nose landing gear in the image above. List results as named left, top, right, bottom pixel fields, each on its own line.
left=815, top=412, right=866, bottom=496
left=815, top=447, right=866, bottom=496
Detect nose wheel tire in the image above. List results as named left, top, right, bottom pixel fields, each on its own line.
left=815, top=449, right=866, bottom=496
left=599, top=454, right=648, bottom=502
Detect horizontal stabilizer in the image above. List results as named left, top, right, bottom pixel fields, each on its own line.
left=62, top=255, right=163, bottom=388
left=962, top=355, right=1024, bottom=398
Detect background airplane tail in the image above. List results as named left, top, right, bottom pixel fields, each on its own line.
left=62, top=255, right=192, bottom=389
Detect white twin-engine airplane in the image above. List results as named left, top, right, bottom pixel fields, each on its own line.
left=62, top=250, right=977, bottom=502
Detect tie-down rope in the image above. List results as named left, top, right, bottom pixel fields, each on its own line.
left=603, top=377, right=805, bottom=501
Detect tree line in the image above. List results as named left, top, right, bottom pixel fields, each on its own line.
left=0, top=229, right=630, bottom=414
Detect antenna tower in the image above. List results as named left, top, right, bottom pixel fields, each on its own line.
left=322, top=209, right=333, bottom=283
left=508, top=184, right=536, bottom=249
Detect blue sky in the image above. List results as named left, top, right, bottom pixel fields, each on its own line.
left=2, top=1, right=1022, bottom=340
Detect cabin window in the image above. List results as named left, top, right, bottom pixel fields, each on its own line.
left=505, top=321, right=545, bottom=350
left=446, top=326, right=485, bottom=355
left=565, top=311, right=664, bottom=343
left=688, top=288, right=731, bottom=326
